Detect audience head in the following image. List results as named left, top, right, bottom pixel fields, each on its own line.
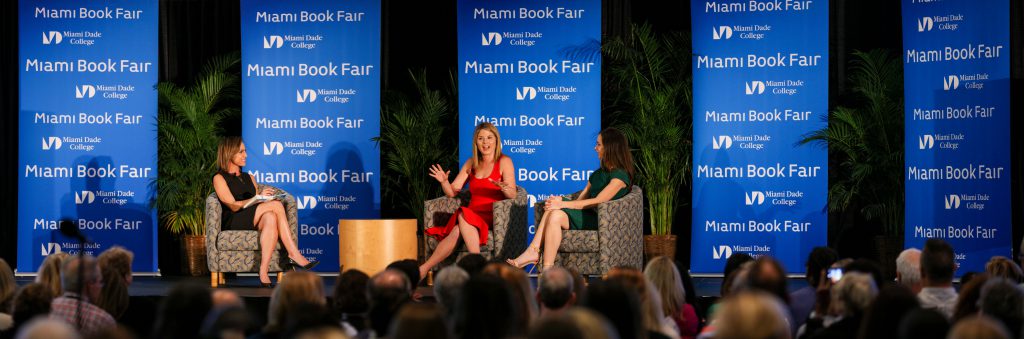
left=200, top=306, right=251, bottom=339
left=713, top=291, right=790, bottom=339
left=723, top=253, right=754, bottom=281
left=36, top=252, right=70, bottom=297
left=806, top=247, right=839, bottom=287
left=483, top=263, right=538, bottom=325
left=844, top=258, right=886, bottom=290
left=267, top=271, right=326, bottom=333
left=528, top=308, right=619, bottom=339
left=537, top=266, right=575, bottom=312
left=985, top=256, right=1023, bottom=283
left=60, top=255, right=102, bottom=301
left=567, top=268, right=588, bottom=303
left=472, top=122, right=503, bottom=165
left=333, top=269, right=370, bottom=322
left=211, top=289, right=244, bottom=308
left=433, top=266, right=469, bottom=315
left=746, top=256, right=790, bottom=304
left=597, top=127, right=634, bottom=183
left=10, top=283, right=54, bottom=329
left=95, top=266, right=129, bottom=319
left=920, top=238, right=955, bottom=285
left=948, top=315, right=1012, bottom=339
left=387, top=259, right=421, bottom=291
left=895, top=248, right=921, bottom=291
left=644, top=256, right=685, bottom=318
left=152, top=281, right=213, bottom=339
left=97, top=246, right=134, bottom=285
left=605, top=266, right=665, bottom=334
left=897, top=308, right=949, bottom=339
left=216, top=136, right=244, bottom=172
left=454, top=273, right=521, bottom=339
left=456, top=254, right=487, bottom=276
left=281, top=302, right=339, bottom=339
left=830, top=271, right=877, bottom=317
left=721, top=261, right=752, bottom=297
left=368, top=269, right=412, bottom=337
left=389, top=303, right=451, bottom=339
left=672, top=261, right=698, bottom=305
left=14, top=318, right=80, bottom=339
left=857, top=283, right=920, bottom=339
left=953, top=273, right=990, bottom=322
left=0, top=258, right=15, bottom=312
left=580, top=279, right=644, bottom=339
left=979, top=277, right=1024, bottom=339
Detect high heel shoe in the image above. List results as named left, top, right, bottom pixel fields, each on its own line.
left=289, top=259, right=320, bottom=271
left=506, top=246, right=540, bottom=274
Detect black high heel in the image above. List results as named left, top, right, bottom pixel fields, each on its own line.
left=290, top=259, right=320, bottom=271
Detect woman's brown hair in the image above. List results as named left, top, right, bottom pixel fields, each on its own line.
left=216, top=136, right=244, bottom=173
left=599, top=128, right=634, bottom=186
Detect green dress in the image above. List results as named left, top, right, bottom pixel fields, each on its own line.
left=562, top=168, right=631, bottom=230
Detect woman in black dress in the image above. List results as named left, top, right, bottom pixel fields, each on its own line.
left=212, top=137, right=317, bottom=286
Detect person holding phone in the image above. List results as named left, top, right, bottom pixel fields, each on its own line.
left=419, top=123, right=517, bottom=279
left=213, top=137, right=318, bottom=287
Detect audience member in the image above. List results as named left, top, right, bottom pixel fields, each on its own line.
left=455, top=254, right=487, bottom=276
left=713, top=291, right=789, bottom=339
left=368, top=269, right=412, bottom=338
left=580, top=279, right=644, bottom=339
left=790, top=247, right=837, bottom=335
left=433, top=266, right=468, bottom=318
left=537, top=267, right=575, bottom=317
left=333, top=269, right=370, bottom=337
left=212, top=290, right=244, bottom=308
left=94, top=268, right=128, bottom=320
left=947, top=315, right=1012, bottom=339
left=803, top=272, right=877, bottom=339
left=35, top=253, right=70, bottom=298
left=453, top=274, right=521, bottom=339
left=917, top=238, right=957, bottom=319
left=387, top=259, right=422, bottom=289
left=952, top=273, right=990, bottom=323
left=856, top=284, right=919, bottom=339
left=389, top=303, right=451, bottom=339
left=843, top=259, right=885, bottom=290
left=978, top=278, right=1024, bottom=339
left=528, top=308, right=618, bottom=339
left=482, top=263, right=538, bottom=329
left=48, top=256, right=115, bottom=336
left=151, top=282, right=212, bottom=339
left=985, top=256, right=1023, bottom=284
left=895, top=248, right=922, bottom=293
left=567, top=268, right=588, bottom=303
left=199, top=306, right=251, bottom=339
left=13, top=318, right=80, bottom=339
left=645, top=256, right=698, bottom=339
left=281, top=302, right=339, bottom=339
left=0, top=259, right=14, bottom=331
left=260, top=271, right=326, bottom=339
left=0, top=283, right=53, bottom=339
left=291, top=327, right=348, bottom=339
left=605, top=267, right=676, bottom=338
left=959, top=271, right=980, bottom=288
left=722, top=253, right=754, bottom=282
left=96, top=247, right=138, bottom=327
left=896, top=308, right=949, bottom=339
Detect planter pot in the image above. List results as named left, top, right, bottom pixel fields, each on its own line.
left=873, top=235, right=901, bottom=281
left=644, top=235, right=677, bottom=262
left=182, top=235, right=208, bottom=277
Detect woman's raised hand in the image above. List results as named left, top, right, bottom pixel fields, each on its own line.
left=429, top=164, right=450, bottom=184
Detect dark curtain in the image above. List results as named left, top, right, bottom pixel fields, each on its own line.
left=1, top=0, right=18, bottom=266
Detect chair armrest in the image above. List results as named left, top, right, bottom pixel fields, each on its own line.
left=205, top=192, right=223, bottom=271
left=597, top=186, right=644, bottom=270
left=424, top=196, right=460, bottom=230
left=492, top=188, right=529, bottom=259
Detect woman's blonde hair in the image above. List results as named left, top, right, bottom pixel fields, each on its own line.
left=36, top=252, right=70, bottom=297
left=985, top=256, right=1023, bottom=283
left=216, top=136, right=244, bottom=172
left=0, top=258, right=15, bottom=312
left=266, top=271, right=326, bottom=332
left=606, top=266, right=665, bottom=333
left=644, top=256, right=686, bottom=318
left=470, top=122, right=503, bottom=170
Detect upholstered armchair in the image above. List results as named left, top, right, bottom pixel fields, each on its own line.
left=205, top=184, right=297, bottom=287
left=423, top=188, right=529, bottom=271
left=534, top=185, right=644, bottom=276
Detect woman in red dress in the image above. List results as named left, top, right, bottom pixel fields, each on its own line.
left=418, top=122, right=517, bottom=279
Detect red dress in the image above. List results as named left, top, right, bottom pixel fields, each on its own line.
left=425, top=158, right=505, bottom=245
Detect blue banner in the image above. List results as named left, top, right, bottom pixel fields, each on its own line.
left=18, top=0, right=159, bottom=273
left=691, top=1, right=828, bottom=274
left=902, top=0, right=1010, bottom=275
left=457, top=1, right=601, bottom=247
left=241, top=0, right=381, bottom=272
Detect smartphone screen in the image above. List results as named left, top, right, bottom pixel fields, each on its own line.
left=827, top=268, right=843, bottom=283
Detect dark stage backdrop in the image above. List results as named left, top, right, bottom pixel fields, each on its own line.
left=1, top=0, right=1022, bottom=275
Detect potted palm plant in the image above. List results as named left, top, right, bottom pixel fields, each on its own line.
left=154, top=52, right=241, bottom=276
left=799, top=49, right=904, bottom=277
left=604, top=24, right=693, bottom=260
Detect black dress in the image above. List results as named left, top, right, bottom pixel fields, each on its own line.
left=216, top=171, right=259, bottom=230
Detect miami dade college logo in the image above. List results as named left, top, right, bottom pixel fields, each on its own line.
left=481, top=32, right=503, bottom=46
left=263, top=35, right=284, bottom=49
left=42, top=137, right=62, bottom=150
left=943, top=75, right=959, bottom=90
left=75, top=191, right=96, bottom=204
left=76, top=85, right=96, bottom=99
left=918, top=135, right=935, bottom=149
left=713, top=245, right=733, bottom=259
left=917, top=17, right=934, bottom=32
left=712, top=26, right=732, bottom=40
left=712, top=136, right=732, bottom=150
left=41, top=243, right=62, bottom=256
left=944, top=194, right=961, bottom=209
left=296, top=89, right=317, bottom=103
left=42, top=31, right=63, bottom=45
left=745, top=81, right=765, bottom=95
left=745, top=191, right=765, bottom=206
left=263, top=142, right=284, bottom=155
left=298, top=196, right=318, bottom=210
left=516, top=87, right=536, bottom=101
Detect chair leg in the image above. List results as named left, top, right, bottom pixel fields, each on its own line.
left=218, top=273, right=225, bottom=285
left=277, top=272, right=284, bottom=283
left=211, top=272, right=219, bottom=288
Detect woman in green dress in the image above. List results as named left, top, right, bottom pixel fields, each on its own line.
left=507, top=127, right=634, bottom=271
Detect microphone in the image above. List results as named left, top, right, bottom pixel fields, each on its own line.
left=59, top=219, right=87, bottom=242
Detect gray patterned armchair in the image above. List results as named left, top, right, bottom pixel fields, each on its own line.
left=205, top=184, right=297, bottom=287
left=535, top=185, right=643, bottom=276
left=423, top=188, right=529, bottom=271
